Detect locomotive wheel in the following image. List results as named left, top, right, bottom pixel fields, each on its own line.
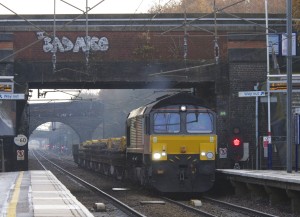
left=123, top=169, right=129, bottom=180
left=115, top=167, right=124, bottom=180
left=96, top=163, right=101, bottom=172
left=92, top=162, right=96, bottom=171
left=103, top=164, right=109, bottom=176
left=140, top=168, right=146, bottom=186
left=110, top=165, right=115, bottom=176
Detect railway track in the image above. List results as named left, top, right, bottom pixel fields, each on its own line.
left=30, top=149, right=282, bottom=217
left=163, top=196, right=279, bottom=217
left=31, top=150, right=146, bottom=217
left=201, top=197, right=279, bottom=217
left=30, top=150, right=206, bottom=217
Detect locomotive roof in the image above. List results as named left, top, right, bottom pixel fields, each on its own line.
left=128, top=92, right=207, bottom=118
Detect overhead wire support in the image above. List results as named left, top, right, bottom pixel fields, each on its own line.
left=183, top=0, right=188, bottom=62
left=59, top=0, right=108, bottom=70
left=213, top=0, right=219, bottom=64
left=60, top=0, right=107, bottom=13
left=52, top=0, right=57, bottom=73
left=158, top=0, right=247, bottom=64
left=0, top=0, right=106, bottom=65
left=0, top=3, right=48, bottom=33
left=85, top=0, right=90, bottom=69
left=148, top=63, right=216, bottom=77
left=60, top=0, right=85, bottom=12
left=219, top=10, right=277, bottom=34
left=160, top=0, right=246, bottom=36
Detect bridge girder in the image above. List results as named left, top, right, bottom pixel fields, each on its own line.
left=15, top=60, right=219, bottom=89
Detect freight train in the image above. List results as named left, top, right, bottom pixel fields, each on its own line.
left=73, top=92, right=218, bottom=193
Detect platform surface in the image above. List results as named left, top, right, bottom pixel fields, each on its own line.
left=217, top=169, right=300, bottom=184
left=217, top=169, right=300, bottom=191
left=0, top=170, right=93, bottom=217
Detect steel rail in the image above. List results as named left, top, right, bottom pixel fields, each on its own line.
left=162, top=197, right=217, bottom=217
left=162, top=195, right=279, bottom=217
left=202, top=196, right=279, bottom=217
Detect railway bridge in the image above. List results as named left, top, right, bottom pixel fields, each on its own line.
left=0, top=13, right=293, bottom=171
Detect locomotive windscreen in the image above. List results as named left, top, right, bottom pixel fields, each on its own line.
left=0, top=101, right=16, bottom=136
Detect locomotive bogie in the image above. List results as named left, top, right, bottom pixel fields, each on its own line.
left=150, top=160, right=215, bottom=192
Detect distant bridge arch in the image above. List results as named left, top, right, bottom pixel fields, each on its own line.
left=29, top=100, right=103, bottom=142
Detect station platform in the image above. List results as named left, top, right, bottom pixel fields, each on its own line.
left=216, top=169, right=300, bottom=214
left=0, top=170, right=93, bottom=217
left=217, top=169, right=300, bottom=189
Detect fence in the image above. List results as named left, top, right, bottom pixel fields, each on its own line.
left=259, top=136, right=300, bottom=170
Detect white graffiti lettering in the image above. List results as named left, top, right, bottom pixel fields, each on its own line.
left=37, top=32, right=109, bottom=53
left=73, top=36, right=86, bottom=52
left=98, top=37, right=109, bottom=51
left=61, top=36, right=73, bottom=52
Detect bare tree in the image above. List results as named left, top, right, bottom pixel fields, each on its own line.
left=293, top=0, right=300, bottom=31
left=149, top=0, right=285, bottom=14
left=292, top=0, right=300, bottom=44
left=149, top=0, right=212, bottom=13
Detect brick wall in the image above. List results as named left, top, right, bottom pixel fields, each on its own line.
left=227, top=34, right=268, bottom=168
left=13, top=31, right=227, bottom=62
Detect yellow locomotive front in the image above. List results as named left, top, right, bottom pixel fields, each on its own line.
left=126, top=93, right=217, bottom=193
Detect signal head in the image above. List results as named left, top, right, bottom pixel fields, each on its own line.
left=232, top=138, right=241, bottom=146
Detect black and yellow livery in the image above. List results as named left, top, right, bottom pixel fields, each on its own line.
left=74, top=92, right=217, bottom=193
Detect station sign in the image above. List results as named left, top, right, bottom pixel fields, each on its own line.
left=0, top=82, right=14, bottom=93
left=282, top=33, right=297, bottom=56
left=263, top=136, right=271, bottom=158
left=219, top=148, right=227, bottom=159
left=17, top=150, right=25, bottom=161
left=238, top=91, right=265, bottom=97
left=268, top=34, right=280, bottom=55
left=260, top=96, right=277, bottom=103
left=14, top=134, right=28, bottom=146
left=0, top=93, right=25, bottom=100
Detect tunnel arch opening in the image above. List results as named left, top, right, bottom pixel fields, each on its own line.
left=29, top=121, right=80, bottom=155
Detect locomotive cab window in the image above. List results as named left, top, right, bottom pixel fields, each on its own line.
left=153, top=113, right=180, bottom=133
left=186, top=113, right=213, bottom=133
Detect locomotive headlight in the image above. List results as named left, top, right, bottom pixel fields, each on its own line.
left=180, top=105, right=187, bottom=111
left=153, top=153, right=161, bottom=160
left=206, top=152, right=214, bottom=159
left=201, top=152, right=206, bottom=156
left=162, top=151, right=166, bottom=156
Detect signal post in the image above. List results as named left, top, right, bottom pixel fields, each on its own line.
left=238, top=90, right=265, bottom=170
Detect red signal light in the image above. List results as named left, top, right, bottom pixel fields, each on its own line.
left=233, top=138, right=241, bottom=146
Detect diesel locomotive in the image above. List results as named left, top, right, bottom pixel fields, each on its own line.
left=73, top=92, right=217, bottom=193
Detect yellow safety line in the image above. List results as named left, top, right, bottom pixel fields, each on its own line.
left=7, top=171, right=23, bottom=217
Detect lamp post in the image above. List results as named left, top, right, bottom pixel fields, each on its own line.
left=265, top=0, right=272, bottom=169
left=286, top=0, right=292, bottom=173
